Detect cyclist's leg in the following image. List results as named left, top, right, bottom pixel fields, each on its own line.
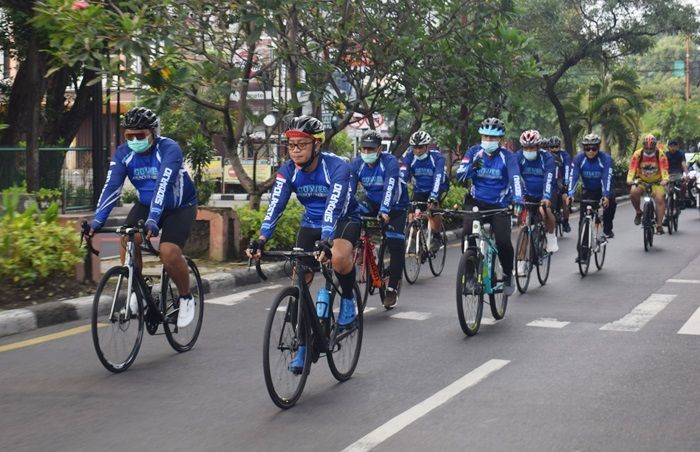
left=653, top=184, right=666, bottom=229
left=159, top=204, right=197, bottom=295
left=332, top=220, right=361, bottom=326
left=462, top=197, right=478, bottom=250
left=122, top=202, right=149, bottom=269
left=490, top=210, right=514, bottom=277
left=541, top=203, right=555, bottom=233
left=603, top=192, right=616, bottom=235
left=386, top=209, right=407, bottom=290
left=296, top=227, right=321, bottom=285
left=630, top=185, right=643, bottom=214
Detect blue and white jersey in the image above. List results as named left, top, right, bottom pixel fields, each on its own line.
left=456, top=145, right=523, bottom=207
left=261, top=152, right=359, bottom=241
left=402, top=148, right=448, bottom=197
left=351, top=152, right=409, bottom=213
left=550, top=150, right=572, bottom=189
left=93, top=136, right=197, bottom=228
left=515, top=148, right=555, bottom=200
left=568, top=151, right=613, bottom=197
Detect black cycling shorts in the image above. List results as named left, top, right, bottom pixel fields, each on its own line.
left=125, top=202, right=197, bottom=248
left=412, top=191, right=446, bottom=203
left=296, top=219, right=361, bottom=250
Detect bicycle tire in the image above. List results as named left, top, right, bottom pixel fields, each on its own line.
left=455, top=250, right=483, bottom=336
left=327, top=283, right=363, bottom=381
left=489, top=252, right=508, bottom=320
left=643, top=201, right=654, bottom=251
left=162, top=257, right=205, bottom=352
left=403, top=223, right=421, bottom=284
left=377, top=241, right=389, bottom=304
left=536, top=226, right=551, bottom=286
left=578, top=219, right=591, bottom=277
left=595, top=236, right=606, bottom=270
left=429, top=223, right=447, bottom=276
left=353, top=244, right=369, bottom=311
left=92, top=266, right=144, bottom=373
left=263, top=286, right=310, bottom=409
left=515, top=228, right=532, bottom=293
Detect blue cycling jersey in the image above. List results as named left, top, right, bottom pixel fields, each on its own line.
left=456, top=145, right=523, bottom=207
left=665, top=150, right=686, bottom=175
left=402, top=149, right=448, bottom=198
left=93, top=136, right=197, bottom=229
left=550, top=150, right=572, bottom=188
left=515, top=149, right=555, bottom=200
left=351, top=152, right=409, bottom=213
left=568, top=151, right=613, bottom=198
left=261, top=152, right=359, bottom=241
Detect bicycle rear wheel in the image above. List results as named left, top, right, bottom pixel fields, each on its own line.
left=455, top=250, right=483, bottom=336
left=515, top=228, right=532, bottom=293
left=353, top=244, right=369, bottom=311
left=489, top=252, right=508, bottom=320
left=263, top=287, right=310, bottom=409
left=643, top=202, right=654, bottom=251
left=429, top=223, right=447, bottom=276
left=578, top=219, right=591, bottom=277
left=162, top=258, right=204, bottom=352
left=535, top=226, right=551, bottom=286
left=377, top=241, right=389, bottom=304
left=327, top=283, right=363, bottom=381
left=403, top=223, right=421, bottom=284
left=92, top=266, right=144, bottom=373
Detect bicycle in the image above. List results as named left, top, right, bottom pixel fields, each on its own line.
left=255, top=248, right=363, bottom=409
left=353, top=216, right=391, bottom=311
left=634, top=181, right=657, bottom=252
left=514, top=201, right=552, bottom=293
left=553, top=190, right=568, bottom=238
left=80, top=221, right=204, bottom=373
left=575, top=199, right=607, bottom=276
left=665, top=176, right=682, bottom=234
left=442, top=206, right=510, bottom=336
left=403, top=201, right=447, bottom=284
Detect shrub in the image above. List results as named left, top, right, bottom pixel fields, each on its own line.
left=0, top=188, right=82, bottom=286
left=122, top=187, right=138, bottom=204
left=236, top=199, right=304, bottom=251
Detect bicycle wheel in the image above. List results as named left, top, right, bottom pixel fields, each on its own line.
left=489, top=252, right=508, bottom=320
left=666, top=197, right=674, bottom=235
left=353, top=244, right=369, bottom=311
left=263, top=287, right=310, bottom=409
left=327, top=283, right=363, bottom=381
left=455, top=250, right=483, bottom=336
left=429, top=222, right=447, bottom=276
left=536, top=226, right=551, bottom=286
left=595, top=236, right=606, bottom=270
left=515, top=228, right=532, bottom=293
left=403, top=223, right=421, bottom=284
left=162, top=258, right=204, bottom=352
left=577, top=219, right=591, bottom=277
left=377, top=241, right=389, bottom=303
left=92, top=266, right=144, bottom=373
left=643, top=202, right=654, bottom=251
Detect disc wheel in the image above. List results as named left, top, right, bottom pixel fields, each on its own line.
left=403, top=223, right=421, bottom=284
left=515, top=228, right=532, bottom=293
left=455, top=250, right=483, bottom=336
left=162, top=258, right=204, bottom=352
left=429, top=223, right=447, bottom=276
left=327, top=283, right=363, bottom=381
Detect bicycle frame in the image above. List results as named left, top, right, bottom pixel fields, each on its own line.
left=356, top=218, right=384, bottom=290
left=405, top=205, right=432, bottom=258
left=472, top=221, right=501, bottom=295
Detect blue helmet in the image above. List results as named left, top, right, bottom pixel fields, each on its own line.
left=478, top=117, right=506, bottom=137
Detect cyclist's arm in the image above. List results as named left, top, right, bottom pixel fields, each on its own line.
left=401, top=153, right=414, bottom=186
left=260, top=171, right=293, bottom=241
left=563, top=152, right=572, bottom=188
left=147, top=141, right=184, bottom=227
left=543, top=152, right=555, bottom=200
left=380, top=156, right=400, bottom=214
left=568, top=156, right=581, bottom=198
left=321, top=162, right=353, bottom=240
left=92, top=152, right=128, bottom=229
left=659, top=152, right=670, bottom=182
left=430, top=151, right=446, bottom=199
left=505, top=151, right=524, bottom=204
left=455, top=148, right=476, bottom=182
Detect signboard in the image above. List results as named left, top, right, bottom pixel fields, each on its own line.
left=348, top=113, right=386, bottom=130
left=223, top=160, right=274, bottom=184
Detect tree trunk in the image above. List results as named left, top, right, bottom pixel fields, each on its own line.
left=25, top=30, right=46, bottom=192
left=248, top=192, right=262, bottom=210
left=545, top=79, right=574, bottom=157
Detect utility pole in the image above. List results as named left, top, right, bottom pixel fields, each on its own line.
left=685, top=34, right=691, bottom=101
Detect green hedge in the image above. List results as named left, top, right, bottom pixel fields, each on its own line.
left=236, top=199, right=304, bottom=251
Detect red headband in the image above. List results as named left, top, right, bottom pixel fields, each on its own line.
left=286, top=130, right=315, bottom=140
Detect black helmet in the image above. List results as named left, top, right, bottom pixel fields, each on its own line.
left=581, top=133, right=601, bottom=146
left=123, top=107, right=159, bottom=130
left=361, top=130, right=383, bottom=148
left=478, top=117, right=506, bottom=137
left=409, top=131, right=432, bottom=146
left=549, top=136, right=561, bottom=147
left=285, top=115, right=325, bottom=142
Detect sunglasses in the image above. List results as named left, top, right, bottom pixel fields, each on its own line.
left=125, top=131, right=149, bottom=140
left=584, top=147, right=598, bottom=152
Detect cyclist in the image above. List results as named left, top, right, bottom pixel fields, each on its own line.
left=455, top=117, right=523, bottom=296
left=665, top=139, right=688, bottom=210
left=568, top=134, right=614, bottom=256
left=247, top=115, right=360, bottom=373
left=89, top=107, right=198, bottom=328
left=514, top=130, right=557, bottom=274
left=627, top=134, right=669, bottom=235
left=548, top=136, right=572, bottom=233
left=351, top=130, right=409, bottom=308
left=402, top=131, right=449, bottom=252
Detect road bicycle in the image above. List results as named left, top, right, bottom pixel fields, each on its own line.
left=403, top=202, right=447, bottom=284
left=634, top=181, right=657, bottom=252
left=255, top=248, right=363, bottom=409
left=514, top=201, right=552, bottom=293
left=81, top=221, right=204, bottom=373
left=665, top=176, right=682, bottom=234
left=553, top=191, right=568, bottom=238
left=575, top=199, right=607, bottom=276
left=442, top=206, right=510, bottom=336
left=353, top=216, right=390, bottom=310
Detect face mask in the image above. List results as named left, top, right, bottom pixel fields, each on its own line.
left=481, top=141, right=499, bottom=154
left=414, top=152, right=429, bottom=160
left=523, top=150, right=538, bottom=161
left=127, top=137, right=151, bottom=153
left=361, top=152, right=379, bottom=164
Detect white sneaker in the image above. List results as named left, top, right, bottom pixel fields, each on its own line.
left=517, top=260, right=528, bottom=275
left=129, top=292, right=139, bottom=314
left=546, top=233, right=559, bottom=253
left=177, top=296, right=195, bottom=328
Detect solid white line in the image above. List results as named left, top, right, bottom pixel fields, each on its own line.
left=390, top=311, right=432, bottom=321
left=340, top=359, right=510, bottom=452
left=678, top=307, right=700, bottom=335
left=600, top=294, right=675, bottom=332
left=667, top=279, right=700, bottom=284
left=527, top=318, right=570, bottom=329
left=207, top=284, right=283, bottom=306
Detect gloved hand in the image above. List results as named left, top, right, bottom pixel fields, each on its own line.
left=246, top=238, right=266, bottom=259
left=472, top=158, right=484, bottom=171
left=314, top=240, right=333, bottom=262
left=89, top=219, right=102, bottom=236
left=144, top=219, right=160, bottom=238
left=428, top=196, right=438, bottom=205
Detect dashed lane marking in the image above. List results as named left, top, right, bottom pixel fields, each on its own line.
left=527, top=318, right=570, bottom=328
left=677, top=307, right=700, bottom=335
left=667, top=279, right=700, bottom=284
left=390, top=311, right=432, bottom=321
left=600, top=294, right=676, bottom=332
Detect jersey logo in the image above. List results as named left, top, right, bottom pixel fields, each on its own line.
left=154, top=167, right=173, bottom=205
left=324, top=183, right=343, bottom=223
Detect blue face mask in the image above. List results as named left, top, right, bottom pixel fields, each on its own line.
left=481, top=141, right=499, bottom=154
left=127, top=137, right=151, bottom=153
left=414, top=152, right=429, bottom=160
left=523, top=150, right=538, bottom=161
left=361, top=152, right=379, bottom=164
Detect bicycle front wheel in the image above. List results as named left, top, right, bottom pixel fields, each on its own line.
left=353, top=244, right=369, bottom=311
left=489, top=252, right=508, bottom=320
left=515, top=228, right=532, bottom=293
left=429, top=223, right=447, bottom=276
left=327, top=283, right=363, bottom=381
left=455, top=250, right=483, bottom=336
left=92, top=266, right=144, bottom=373
left=403, top=223, right=421, bottom=284
left=263, top=287, right=310, bottom=409
left=595, top=236, right=606, bottom=270
left=162, top=257, right=204, bottom=352
left=535, top=227, right=551, bottom=286
left=578, top=219, right=591, bottom=277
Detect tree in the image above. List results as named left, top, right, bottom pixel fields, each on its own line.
left=646, top=98, right=700, bottom=148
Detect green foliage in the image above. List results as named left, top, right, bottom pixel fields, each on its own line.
left=442, top=185, right=468, bottom=210
left=0, top=188, right=82, bottom=286
left=36, top=187, right=61, bottom=200
left=185, top=133, right=216, bottom=205
left=236, top=199, right=304, bottom=251
left=327, top=130, right=354, bottom=159
left=644, top=98, right=700, bottom=149
left=121, top=187, right=138, bottom=204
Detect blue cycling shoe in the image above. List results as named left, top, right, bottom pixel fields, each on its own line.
left=288, top=345, right=306, bottom=374
left=337, top=297, right=358, bottom=329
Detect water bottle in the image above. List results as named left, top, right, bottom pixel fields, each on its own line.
left=316, top=288, right=330, bottom=319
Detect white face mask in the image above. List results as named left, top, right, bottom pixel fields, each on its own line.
left=481, top=141, right=499, bottom=154
left=414, top=152, right=429, bottom=160
left=523, top=150, right=538, bottom=161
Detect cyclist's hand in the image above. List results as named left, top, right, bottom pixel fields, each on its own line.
left=314, top=240, right=333, bottom=263
left=379, top=213, right=390, bottom=224
left=513, top=203, right=524, bottom=216
left=89, top=220, right=101, bottom=237
left=541, top=199, right=552, bottom=208
left=660, top=180, right=668, bottom=186
left=601, top=197, right=610, bottom=208
left=246, top=238, right=266, bottom=259
left=566, top=196, right=573, bottom=207
left=472, top=158, right=484, bottom=171
left=144, top=219, right=159, bottom=239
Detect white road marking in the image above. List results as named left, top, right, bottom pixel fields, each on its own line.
left=678, top=307, right=700, bottom=335
left=207, top=284, right=283, bottom=306
left=481, top=317, right=501, bottom=325
left=527, top=318, right=570, bottom=328
left=390, top=311, right=432, bottom=321
left=364, top=307, right=378, bottom=314
left=600, top=294, right=676, bottom=332
left=341, top=359, right=510, bottom=452
left=667, top=279, right=700, bottom=284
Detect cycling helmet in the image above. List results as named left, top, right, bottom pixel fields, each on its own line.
left=478, top=117, right=506, bottom=137
left=643, top=134, right=657, bottom=149
left=581, top=133, right=601, bottom=146
left=409, top=131, right=431, bottom=146
left=123, top=107, right=159, bottom=130
left=668, top=138, right=680, bottom=146
left=519, top=129, right=542, bottom=147
left=285, top=115, right=325, bottom=142
left=549, top=136, right=562, bottom=147
left=540, top=137, right=551, bottom=148
left=361, top=130, right=383, bottom=148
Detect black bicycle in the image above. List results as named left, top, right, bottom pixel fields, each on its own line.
left=404, top=201, right=447, bottom=283
left=634, top=181, right=657, bottom=252
left=514, top=201, right=551, bottom=293
left=575, top=199, right=607, bottom=276
left=665, top=177, right=682, bottom=234
left=255, top=248, right=363, bottom=409
left=81, top=221, right=204, bottom=373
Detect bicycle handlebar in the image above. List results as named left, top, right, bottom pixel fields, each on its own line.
left=249, top=249, right=327, bottom=281
left=80, top=220, right=159, bottom=256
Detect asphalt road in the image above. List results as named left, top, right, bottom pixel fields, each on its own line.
left=2, top=201, right=700, bottom=452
